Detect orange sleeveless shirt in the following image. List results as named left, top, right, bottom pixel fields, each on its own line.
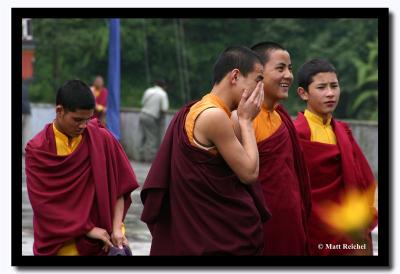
left=185, top=93, right=231, bottom=154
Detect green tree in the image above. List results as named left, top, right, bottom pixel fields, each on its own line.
left=347, top=38, right=378, bottom=120
left=28, top=18, right=379, bottom=121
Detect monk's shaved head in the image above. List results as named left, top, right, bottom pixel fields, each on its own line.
left=56, top=79, right=95, bottom=112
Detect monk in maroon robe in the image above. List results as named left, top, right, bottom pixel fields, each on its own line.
left=256, top=105, right=312, bottom=255
left=141, top=46, right=270, bottom=255
left=91, top=75, right=108, bottom=125
left=295, top=112, right=377, bottom=255
left=25, top=80, right=139, bottom=256
left=228, top=42, right=311, bottom=255
left=294, top=58, right=377, bottom=255
left=141, top=103, right=270, bottom=255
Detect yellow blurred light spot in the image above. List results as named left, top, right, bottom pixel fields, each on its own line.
left=318, top=184, right=376, bottom=235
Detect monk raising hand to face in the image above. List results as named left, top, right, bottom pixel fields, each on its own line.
left=141, top=46, right=270, bottom=255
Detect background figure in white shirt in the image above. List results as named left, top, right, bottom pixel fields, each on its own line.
left=138, top=79, right=169, bottom=162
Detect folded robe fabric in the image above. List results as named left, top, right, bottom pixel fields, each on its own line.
left=25, top=119, right=139, bottom=256
left=294, top=112, right=377, bottom=255
left=256, top=105, right=312, bottom=255
left=141, top=102, right=270, bottom=255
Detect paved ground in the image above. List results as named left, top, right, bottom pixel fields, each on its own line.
left=22, top=157, right=378, bottom=256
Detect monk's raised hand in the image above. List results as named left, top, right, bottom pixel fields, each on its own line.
left=237, top=81, right=263, bottom=121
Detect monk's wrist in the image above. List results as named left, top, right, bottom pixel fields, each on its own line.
left=238, top=118, right=253, bottom=129
left=113, top=222, right=123, bottom=232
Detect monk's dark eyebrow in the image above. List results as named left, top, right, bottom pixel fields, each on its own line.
left=276, top=62, right=288, bottom=67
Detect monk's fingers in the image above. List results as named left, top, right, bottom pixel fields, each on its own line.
left=102, top=235, right=114, bottom=249
left=110, top=233, right=117, bottom=246
left=247, top=84, right=259, bottom=103
left=111, top=231, right=125, bottom=248
left=238, top=89, right=249, bottom=109
left=250, top=81, right=263, bottom=102
left=241, top=88, right=250, bottom=100
left=248, top=83, right=263, bottom=108
left=115, top=236, right=124, bottom=249
left=122, top=235, right=129, bottom=246
left=257, top=83, right=264, bottom=108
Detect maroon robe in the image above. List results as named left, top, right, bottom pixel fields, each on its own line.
left=257, top=105, right=312, bottom=255
left=140, top=102, right=270, bottom=255
left=294, top=112, right=377, bottom=255
left=25, top=119, right=139, bottom=256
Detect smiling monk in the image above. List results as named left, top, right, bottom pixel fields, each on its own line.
left=232, top=42, right=312, bottom=255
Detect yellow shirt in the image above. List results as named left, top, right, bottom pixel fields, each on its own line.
left=53, top=123, right=82, bottom=156
left=304, top=109, right=337, bottom=145
left=53, top=123, right=82, bottom=255
left=252, top=105, right=282, bottom=143
left=185, top=93, right=231, bottom=154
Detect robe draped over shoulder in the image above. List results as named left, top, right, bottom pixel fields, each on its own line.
left=141, top=102, right=270, bottom=255
left=25, top=119, right=139, bottom=256
left=256, top=105, right=311, bottom=255
left=294, top=112, right=377, bottom=255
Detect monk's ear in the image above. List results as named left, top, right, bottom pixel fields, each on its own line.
left=297, top=87, right=309, bottom=101
left=230, top=69, right=240, bottom=85
left=55, top=105, right=64, bottom=117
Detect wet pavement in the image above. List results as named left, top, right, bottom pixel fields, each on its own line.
left=22, top=156, right=378, bottom=256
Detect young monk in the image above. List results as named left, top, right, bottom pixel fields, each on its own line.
left=140, top=46, right=270, bottom=255
left=232, top=42, right=312, bottom=255
left=294, top=58, right=378, bottom=255
left=25, top=80, right=139, bottom=256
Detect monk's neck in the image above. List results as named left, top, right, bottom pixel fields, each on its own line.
left=210, top=87, right=235, bottom=111
left=263, top=97, right=278, bottom=112
left=53, top=120, right=74, bottom=144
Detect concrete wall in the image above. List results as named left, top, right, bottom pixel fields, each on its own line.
left=24, top=103, right=378, bottom=175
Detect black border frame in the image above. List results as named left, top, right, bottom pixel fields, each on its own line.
left=12, top=7, right=390, bottom=267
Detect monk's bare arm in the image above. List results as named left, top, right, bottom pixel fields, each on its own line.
left=111, top=196, right=127, bottom=248
left=231, top=110, right=242, bottom=142
left=198, top=83, right=263, bottom=184
left=234, top=83, right=263, bottom=182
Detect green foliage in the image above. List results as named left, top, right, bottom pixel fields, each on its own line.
left=28, top=18, right=379, bottom=120
left=347, top=38, right=378, bottom=120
